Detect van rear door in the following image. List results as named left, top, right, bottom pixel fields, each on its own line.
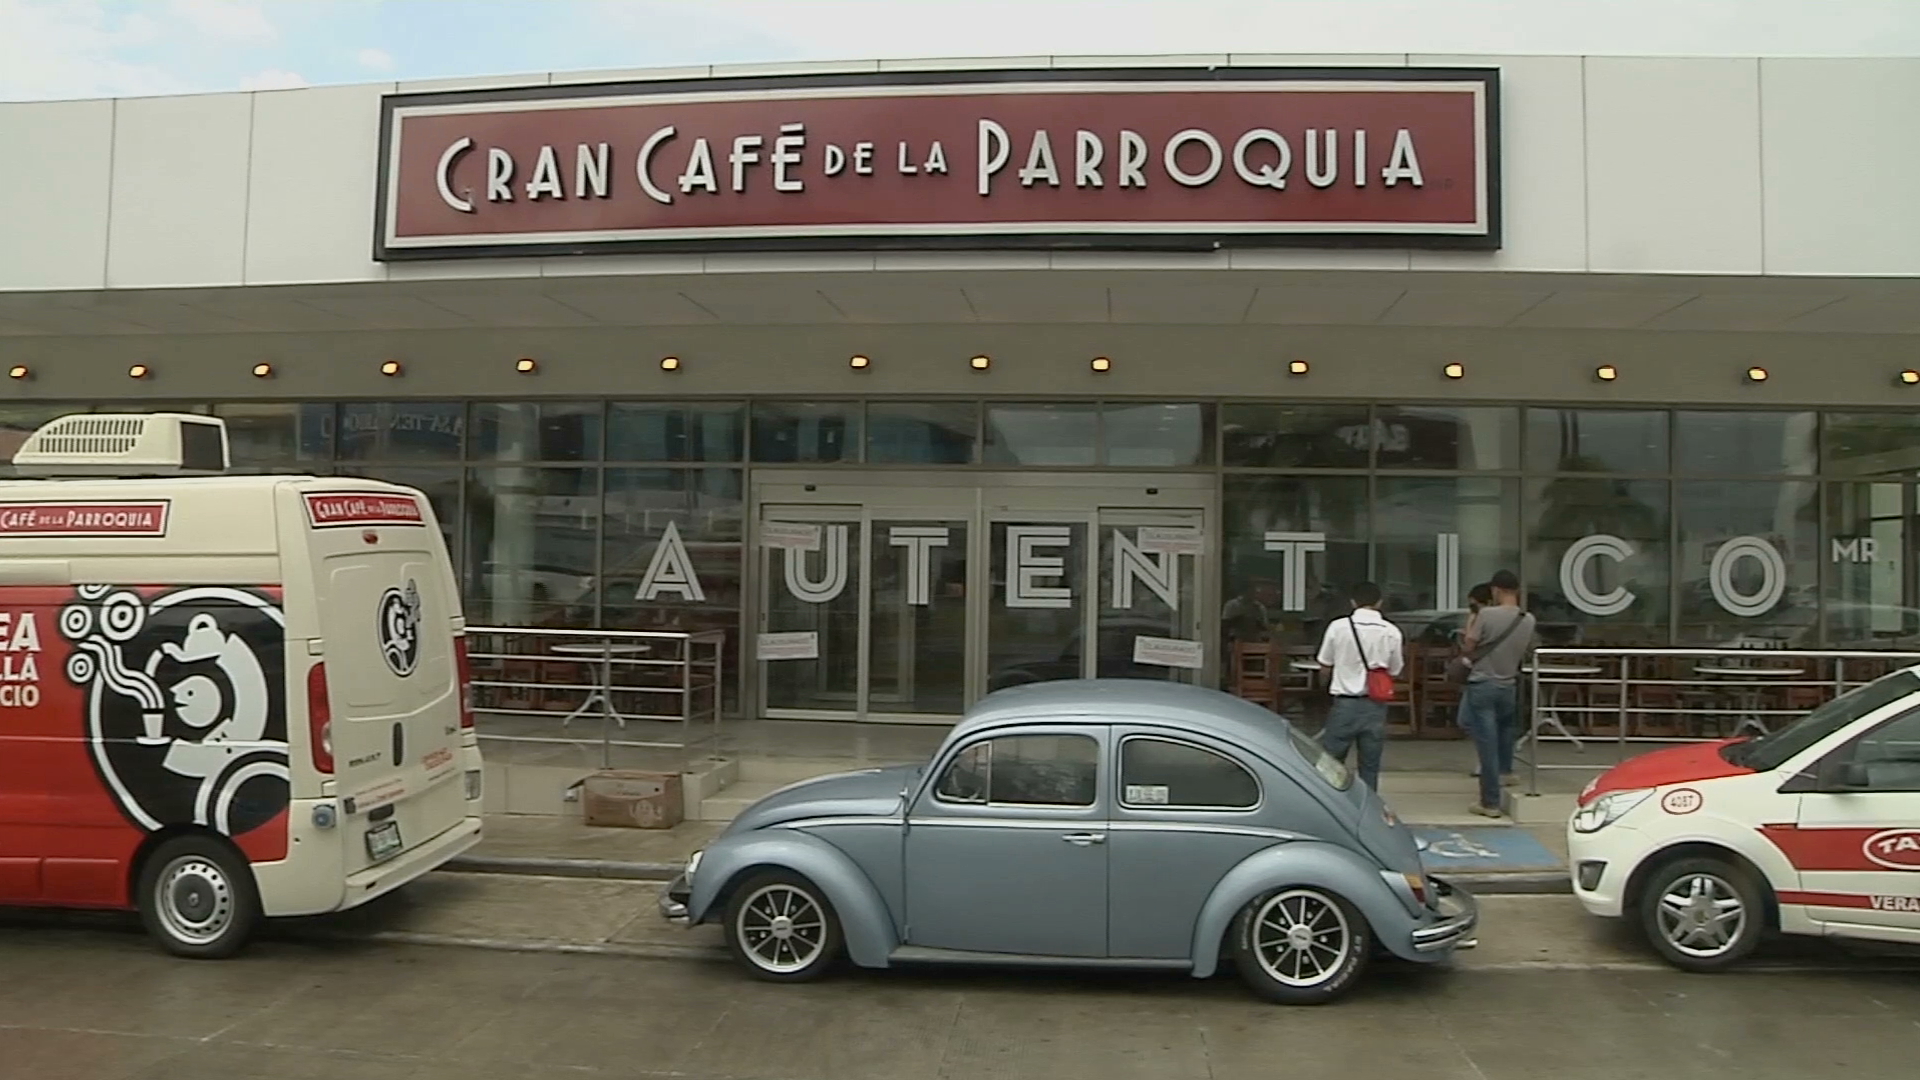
left=302, top=493, right=465, bottom=873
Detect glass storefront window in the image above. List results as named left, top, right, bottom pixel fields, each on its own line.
left=465, top=467, right=598, bottom=627
left=1221, top=403, right=1370, bottom=468
left=867, top=401, right=978, bottom=465
left=984, top=403, right=1098, bottom=466
left=334, top=464, right=462, bottom=574
left=1220, top=475, right=1369, bottom=651
left=1525, top=408, right=1668, bottom=474
left=1676, top=411, right=1817, bottom=476
left=1101, top=402, right=1213, bottom=467
left=1824, top=480, right=1920, bottom=648
left=751, top=401, right=860, bottom=463
left=1675, top=480, right=1819, bottom=646
left=1822, top=413, right=1920, bottom=478
left=1524, top=477, right=1670, bottom=645
left=608, top=401, right=745, bottom=462
left=1375, top=406, right=1517, bottom=470
left=212, top=403, right=333, bottom=469
left=470, top=402, right=602, bottom=462
left=1374, top=477, right=1519, bottom=645
left=338, top=402, right=465, bottom=462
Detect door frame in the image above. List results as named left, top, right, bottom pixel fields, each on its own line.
left=747, top=470, right=1219, bottom=724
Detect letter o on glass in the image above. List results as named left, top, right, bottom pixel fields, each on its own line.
left=1709, top=535, right=1786, bottom=618
left=1560, top=534, right=1636, bottom=617
left=1162, top=129, right=1224, bottom=187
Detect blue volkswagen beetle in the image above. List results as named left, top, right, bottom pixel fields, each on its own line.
left=660, top=680, right=1477, bottom=1004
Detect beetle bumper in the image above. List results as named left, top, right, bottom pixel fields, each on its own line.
left=1410, top=878, right=1479, bottom=954
left=659, top=873, right=691, bottom=926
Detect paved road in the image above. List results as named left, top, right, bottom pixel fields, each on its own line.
left=5, top=910, right=1920, bottom=1080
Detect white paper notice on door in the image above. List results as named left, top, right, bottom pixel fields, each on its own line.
left=757, top=631, right=820, bottom=661
left=1136, top=526, right=1204, bottom=557
left=760, top=521, right=823, bottom=550
left=1133, top=635, right=1205, bottom=670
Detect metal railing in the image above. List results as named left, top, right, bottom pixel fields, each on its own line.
left=1521, top=646, right=1920, bottom=794
left=464, top=625, right=726, bottom=768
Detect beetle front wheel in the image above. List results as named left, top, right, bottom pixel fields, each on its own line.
left=722, top=870, right=844, bottom=982
left=1231, top=886, right=1371, bottom=1004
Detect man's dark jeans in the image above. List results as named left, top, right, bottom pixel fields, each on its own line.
left=1461, top=679, right=1519, bottom=809
left=1321, top=696, right=1388, bottom=792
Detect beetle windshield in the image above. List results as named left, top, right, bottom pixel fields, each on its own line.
left=1287, top=724, right=1352, bottom=791
left=1728, top=667, right=1920, bottom=771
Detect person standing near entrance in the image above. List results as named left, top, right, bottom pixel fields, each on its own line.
left=1314, top=581, right=1404, bottom=792
left=1461, top=570, right=1537, bottom=817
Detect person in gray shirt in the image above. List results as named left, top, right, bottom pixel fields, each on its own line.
left=1461, top=569, right=1536, bottom=816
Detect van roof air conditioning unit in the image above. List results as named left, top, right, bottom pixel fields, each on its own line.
left=11, top=413, right=231, bottom=477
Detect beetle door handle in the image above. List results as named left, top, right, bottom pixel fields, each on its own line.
left=1061, top=832, right=1106, bottom=846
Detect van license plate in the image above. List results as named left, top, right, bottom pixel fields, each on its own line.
left=366, top=822, right=403, bottom=862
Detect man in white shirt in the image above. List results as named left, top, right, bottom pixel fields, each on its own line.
left=1314, top=581, right=1405, bottom=792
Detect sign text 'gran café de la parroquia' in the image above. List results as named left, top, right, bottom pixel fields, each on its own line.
left=375, top=67, right=1500, bottom=259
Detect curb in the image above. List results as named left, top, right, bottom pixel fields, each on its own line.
left=444, top=856, right=1572, bottom=895
left=446, top=854, right=681, bottom=881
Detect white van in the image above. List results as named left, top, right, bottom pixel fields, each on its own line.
left=0, top=413, right=483, bottom=956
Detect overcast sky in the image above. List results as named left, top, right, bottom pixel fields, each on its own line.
left=3, top=0, right=1916, bottom=102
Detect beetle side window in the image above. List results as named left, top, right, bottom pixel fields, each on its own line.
left=1830, top=705, right=1920, bottom=792
left=1120, top=737, right=1259, bottom=810
left=933, top=735, right=1098, bottom=807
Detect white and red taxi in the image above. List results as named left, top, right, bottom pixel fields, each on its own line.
left=1567, top=666, right=1920, bottom=971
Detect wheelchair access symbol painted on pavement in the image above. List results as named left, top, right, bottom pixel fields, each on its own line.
left=1412, top=825, right=1563, bottom=874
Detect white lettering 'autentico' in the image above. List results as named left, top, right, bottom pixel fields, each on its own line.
left=636, top=520, right=706, bottom=603
left=436, top=137, right=475, bottom=212
left=1262, top=532, right=1326, bottom=613
left=1561, top=535, right=1635, bottom=617
left=1709, top=536, right=1787, bottom=618
left=1007, top=525, right=1073, bottom=609
left=888, top=527, right=952, bottom=607
left=785, top=525, right=850, bottom=603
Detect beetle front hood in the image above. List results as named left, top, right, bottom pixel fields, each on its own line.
left=723, top=764, right=919, bottom=834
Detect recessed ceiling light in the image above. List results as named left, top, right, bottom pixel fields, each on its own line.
left=1287, top=360, right=1309, bottom=376
left=1898, top=369, right=1919, bottom=386
left=516, top=358, right=538, bottom=374
left=660, top=355, right=681, bottom=372
left=1090, top=356, right=1111, bottom=373
left=7, top=365, right=29, bottom=380
left=1442, top=362, right=1465, bottom=379
left=380, top=360, right=403, bottom=377
left=1595, top=364, right=1618, bottom=382
left=849, top=354, right=870, bottom=370
left=1746, top=366, right=1768, bottom=383
left=969, top=355, right=990, bottom=371
left=127, top=363, right=150, bottom=379
left=252, top=362, right=274, bottom=378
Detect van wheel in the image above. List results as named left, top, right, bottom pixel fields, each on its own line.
left=722, top=870, right=843, bottom=982
left=1231, top=886, right=1372, bottom=1004
left=137, top=837, right=261, bottom=959
left=1639, top=856, right=1764, bottom=972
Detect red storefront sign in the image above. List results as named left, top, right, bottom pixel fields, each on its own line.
left=303, top=493, right=425, bottom=528
left=0, top=501, right=170, bottom=537
left=376, top=68, right=1499, bottom=259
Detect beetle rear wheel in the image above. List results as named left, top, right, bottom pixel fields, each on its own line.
left=722, top=870, right=844, bottom=982
left=1231, top=886, right=1371, bottom=1004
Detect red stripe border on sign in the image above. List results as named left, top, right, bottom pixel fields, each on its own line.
left=302, top=492, right=427, bottom=528
left=0, top=500, right=171, bottom=537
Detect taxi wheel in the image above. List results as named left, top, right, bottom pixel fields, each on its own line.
left=1638, top=857, right=1765, bottom=972
left=1231, top=886, right=1372, bottom=1005
left=136, top=837, right=261, bottom=960
left=723, top=870, right=844, bottom=983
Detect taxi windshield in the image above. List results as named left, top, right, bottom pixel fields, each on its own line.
left=1731, top=668, right=1920, bottom=771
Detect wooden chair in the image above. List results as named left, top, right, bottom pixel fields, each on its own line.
left=1230, top=641, right=1282, bottom=712
left=1417, top=647, right=1464, bottom=739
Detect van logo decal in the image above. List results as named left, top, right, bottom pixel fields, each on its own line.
left=57, top=585, right=290, bottom=840
left=304, top=492, right=425, bottom=529
left=378, top=580, right=422, bottom=678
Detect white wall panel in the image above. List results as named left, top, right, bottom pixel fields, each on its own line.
left=1761, top=58, right=1920, bottom=276
left=245, top=83, right=393, bottom=285
left=1410, top=55, right=1587, bottom=273
left=1584, top=57, right=1763, bottom=274
left=106, top=93, right=253, bottom=288
left=0, top=99, right=113, bottom=290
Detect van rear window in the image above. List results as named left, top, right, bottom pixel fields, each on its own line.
left=179, top=420, right=227, bottom=472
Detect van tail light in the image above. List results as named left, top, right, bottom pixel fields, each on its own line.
left=454, top=636, right=476, bottom=730
left=307, top=662, right=334, bottom=774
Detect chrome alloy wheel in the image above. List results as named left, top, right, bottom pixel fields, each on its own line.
left=155, top=856, right=237, bottom=948
left=1655, top=872, right=1748, bottom=958
left=735, top=883, right=828, bottom=974
left=1251, top=889, right=1352, bottom=988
